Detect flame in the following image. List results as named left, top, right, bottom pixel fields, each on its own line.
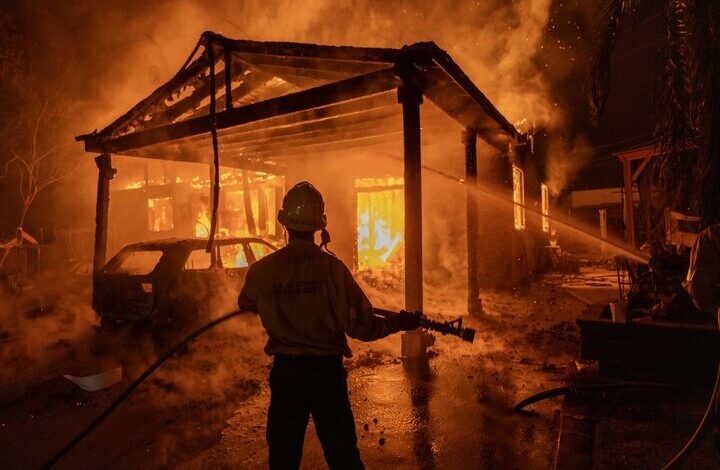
left=147, top=197, right=174, bottom=232
left=356, top=177, right=404, bottom=270
left=195, top=208, right=211, bottom=238
left=512, top=165, right=526, bottom=231
left=125, top=181, right=145, bottom=190
left=115, top=165, right=282, bottom=239
left=541, top=183, right=550, bottom=233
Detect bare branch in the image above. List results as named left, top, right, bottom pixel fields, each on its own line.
left=0, top=154, right=25, bottom=179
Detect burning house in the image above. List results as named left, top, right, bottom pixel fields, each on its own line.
left=76, top=31, right=547, bottom=314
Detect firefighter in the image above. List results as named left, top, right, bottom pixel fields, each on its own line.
left=683, top=222, right=720, bottom=452
left=684, top=223, right=720, bottom=322
left=238, top=181, right=419, bottom=470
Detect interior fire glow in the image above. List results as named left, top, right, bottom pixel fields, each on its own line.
left=512, top=165, right=526, bottom=231
left=355, top=177, right=404, bottom=270
left=541, top=183, right=550, bottom=233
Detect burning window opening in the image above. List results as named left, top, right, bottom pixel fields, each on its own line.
left=111, top=157, right=283, bottom=247
left=541, top=183, right=550, bottom=233
left=147, top=197, right=174, bottom=232
left=512, top=165, right=526, bottom=231
left=195, top=207, right=211, bottom=238
left=356, top=177, right=404, bottom=270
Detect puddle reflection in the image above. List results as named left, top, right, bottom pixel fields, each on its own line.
left=403, top=356, right=436, bottom=470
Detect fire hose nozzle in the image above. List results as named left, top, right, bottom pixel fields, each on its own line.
left=417, top=314, right=476, bottom=343
left=375, top=308, right=475, bottom=343
left=459, top=327, right=476, bottom=343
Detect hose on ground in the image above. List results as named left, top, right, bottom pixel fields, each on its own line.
left=514, top=366, right=720, bottom=469
left=513, top=381, right=673, bottom=412
left=41, top=309, right=247, bottom=470
left=660, top=361, right=720, bottom=470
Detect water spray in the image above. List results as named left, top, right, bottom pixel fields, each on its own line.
left=379, top=152, right=650, bottom=265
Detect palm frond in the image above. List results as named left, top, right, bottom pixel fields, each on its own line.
left=587, top=0, right=642, bottom=121
left=653, top=1, right=695, bottom=192
left=693, top=0, right=720, bottom=226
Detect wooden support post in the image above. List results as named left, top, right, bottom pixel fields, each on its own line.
left=224, top=47, right=233, bottom=111
left=242, top=170, right=257, bottom=235
left=93, top=153, right=116, bottom=277
left=398, top=70, right=423, bottom=313
left=599, top=208, right=608, bottom=257
left=463, top=129, right=482, bottom=315
left=622, top=158, right=636, bottom=247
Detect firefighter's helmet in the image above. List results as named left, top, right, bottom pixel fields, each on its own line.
left=277, top=181, right=327, bottom=232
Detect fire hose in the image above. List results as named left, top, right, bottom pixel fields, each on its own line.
left=513, top=381, right=675, bottom=413
left=513, top=363, right=720, bottom=469
left=40, top=308, right=473, bottom=468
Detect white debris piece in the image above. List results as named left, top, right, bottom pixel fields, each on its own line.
left=63, top=367, right=122, bottom=392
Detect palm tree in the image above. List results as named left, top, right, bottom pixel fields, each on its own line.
left=588, top=0, right=720, bottom=229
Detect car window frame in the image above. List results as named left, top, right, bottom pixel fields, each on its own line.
left=182, top=245, right=220, bottom=272
left=246, top=239, right=277, bottom=263
left=217, top=242, right=253, bottom=270
left=103, top=246, right=167, bottom=276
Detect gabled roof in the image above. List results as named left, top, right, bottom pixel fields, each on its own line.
left=77, top=32, right=523, bottom=172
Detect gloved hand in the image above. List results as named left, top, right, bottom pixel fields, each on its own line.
left=395, top=310, right=421, bottom=331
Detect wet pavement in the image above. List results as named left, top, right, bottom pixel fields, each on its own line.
left=184, top=314, right=569, bottom=470
left=2, top=273, right=592, bottom=469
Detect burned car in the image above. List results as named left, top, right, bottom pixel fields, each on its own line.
left=94, top=237, right=276, bottom=328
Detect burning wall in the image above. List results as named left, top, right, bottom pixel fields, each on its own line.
left=277, top=103, right=548, bottom=295
left=107, top=157, right=283, bottom=256
left=5, top=0, right=595, bottom=276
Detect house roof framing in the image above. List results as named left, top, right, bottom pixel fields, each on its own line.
left=77, top=31, right=524, bottom=168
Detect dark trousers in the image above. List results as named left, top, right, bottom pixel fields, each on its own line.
left=267, top=354, right=364, bottom=470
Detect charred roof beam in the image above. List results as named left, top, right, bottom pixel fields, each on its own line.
left=84, top=67, right=399, bottom=154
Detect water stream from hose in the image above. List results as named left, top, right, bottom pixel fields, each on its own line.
left=381, top=153, right=650, bottom=264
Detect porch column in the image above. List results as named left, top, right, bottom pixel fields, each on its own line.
left=93, top=153, right=116, bottom=276
left=622, top=157, right=635, bottom=247
left=398, top=72, right=423, bottom=313
left=463, top=129, right=482, bottom=315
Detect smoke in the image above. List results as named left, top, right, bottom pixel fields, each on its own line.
left=0, top=269, right=271, bottom=465
left=10, top=0, right=562, bottom=136
left=0, top=274, right=100, bottom=400
left=2, top=0, right=597, bottom=241
left=544, top=134, right=593, bottom=197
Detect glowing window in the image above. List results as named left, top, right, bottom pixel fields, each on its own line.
left=147, top=197, right=174, bottom=232
left=541, top=183, right=550, bottom=233
left=219, top=244, right=248, bottom=268
left=227, top=190, right=261, bottom=237
left=356, top=177, right=404, bottom=270
left=194, top=205, right=210, bottom=238
left=512, top=165, right=526, bottom=230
